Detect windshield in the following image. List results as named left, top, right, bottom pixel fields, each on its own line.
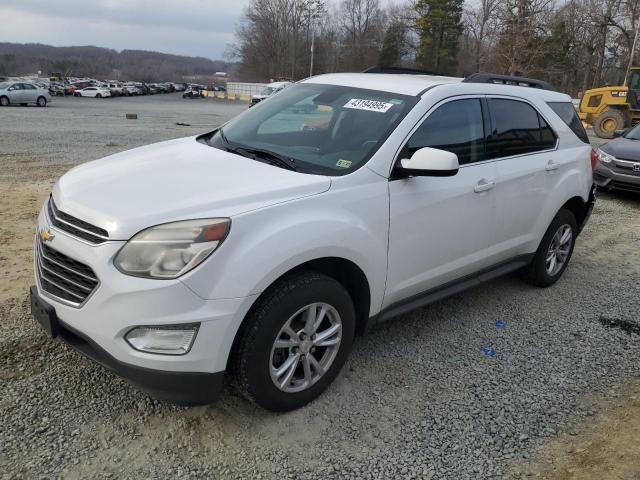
left=261, top=86, right=277, bottom=96
left=0, top=82, right=8, bottom=89
left=625, top=123, right=640, bottom=140
left=206, top=83, right=417, bottom=175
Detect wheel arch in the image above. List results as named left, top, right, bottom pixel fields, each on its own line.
left=561, top=195, right=588, bottom=227
left=225, top=256, right=372, bottom=371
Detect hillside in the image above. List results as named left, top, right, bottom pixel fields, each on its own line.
left=0, top=43, right=233, bottom=82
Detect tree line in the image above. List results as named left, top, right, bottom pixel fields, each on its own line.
left=230, top=0, right=640, bottom=96
left=0, top=43, right=232, bottom=82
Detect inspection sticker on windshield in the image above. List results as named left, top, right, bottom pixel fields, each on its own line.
left=344, top=99, right=394, bottom=113
left=336, top=159, right=352, bottom=168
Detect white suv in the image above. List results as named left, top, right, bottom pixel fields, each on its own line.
left=31, top=72, right=595, bottom=411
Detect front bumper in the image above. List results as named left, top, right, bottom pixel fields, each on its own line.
left=30, top=286, right=223, bottom=405
left=594, top=161, right=640, bottom=193
left=32, top=203, right=259, bottom=403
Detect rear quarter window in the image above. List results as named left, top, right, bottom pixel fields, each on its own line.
left=547, top=102, right=589, bottom=144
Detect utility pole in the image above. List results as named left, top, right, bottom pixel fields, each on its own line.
left=310, top=35, right=315, bottom=77
left=625, top=17, right=640, bottom=86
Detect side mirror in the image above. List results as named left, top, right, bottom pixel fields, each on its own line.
left=612, top=129, right=629, bottom=138
left=397, top=147, right=459, bottom=177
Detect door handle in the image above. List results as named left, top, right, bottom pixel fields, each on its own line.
left=545, top=160, right=560, bottom=172
left=474, top=179, right=495, bottom=193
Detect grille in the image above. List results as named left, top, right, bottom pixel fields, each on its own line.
left=47, top=197, right=109, bottom=244
left=35, top=238, right=99, bottom=306
left=610, top=181, right=640, bottom=193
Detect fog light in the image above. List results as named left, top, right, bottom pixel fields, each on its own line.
left=125, top=324, right=199, bottom=355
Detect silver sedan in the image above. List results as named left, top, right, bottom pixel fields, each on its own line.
left=0, top=81, right=52, bottom=107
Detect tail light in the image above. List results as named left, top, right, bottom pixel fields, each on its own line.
left=590, top=148, right=598, bottom=171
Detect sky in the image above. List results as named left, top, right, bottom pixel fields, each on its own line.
left=0, top=0, right=250, bottom=61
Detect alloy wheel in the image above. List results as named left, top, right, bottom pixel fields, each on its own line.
left=546, top=224, right=572, bottom=276
left=269, top=303, right=342, bottom=393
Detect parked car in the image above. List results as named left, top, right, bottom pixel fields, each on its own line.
left=49, top=83, right=67, bottom=97
left=0, top=81, right=51, bottom=106
left=104, top=83, right=124, bottom=96
left=120, top=84, right=137, bottom=96
left=75, top=87, right=111, bottom=98
left=183, top=87, right=204, bottom=98
left=593, top=122, right=640, bottom=193
left=250, top=81, right=291, bottom=107
left=30, top=72, right=595, bottom=412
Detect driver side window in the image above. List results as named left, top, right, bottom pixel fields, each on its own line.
left=404, top=98, right=485, bottom=165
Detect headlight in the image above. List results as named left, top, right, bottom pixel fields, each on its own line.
left=114, top=218, right=230, bottom=279
left=597, top=149, right=615, bottom=164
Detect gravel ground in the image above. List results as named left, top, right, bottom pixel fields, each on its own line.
left=1, top=96, right=639, bottom=479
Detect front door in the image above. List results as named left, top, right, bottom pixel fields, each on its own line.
left=385, top=97, right=497, bottom=308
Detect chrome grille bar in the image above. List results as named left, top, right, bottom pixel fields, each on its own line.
left=47, top=197, right=109, bottom=244
left=35, top=237, right=99, bottom=307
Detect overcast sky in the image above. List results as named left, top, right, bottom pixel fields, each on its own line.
left=0, top=0, right=253, bottom=60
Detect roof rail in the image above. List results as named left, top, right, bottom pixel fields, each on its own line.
left=362, top=66, right=449, bottom=76
left=462, top=73, right=556, bottom=91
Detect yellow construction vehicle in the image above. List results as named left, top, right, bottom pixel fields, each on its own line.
left=578, top=67, right=640, bottom=138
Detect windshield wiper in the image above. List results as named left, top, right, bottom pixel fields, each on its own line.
left=218, top=129, right=297, bottom=171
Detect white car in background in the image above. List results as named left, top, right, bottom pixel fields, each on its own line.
left=75, top=86, right=111, bottom=98
left=250, top=81, right=291, bottom=107
left=31, top=72, right=595, bottom=412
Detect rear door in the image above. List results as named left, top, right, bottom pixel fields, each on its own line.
left=486, top=97, right=558, bottom=261
left=385, top=97, right=498, bottom=307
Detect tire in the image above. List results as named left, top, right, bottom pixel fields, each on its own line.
left=522, top=209, right=577, bottom=287
left=96, top=93, right=102, bottom=98
left=593, top=109, right=628, bottom=139
left=231, top=271, right=356, bottom=412
left=36, top=96, right=47, bottom=107
left=0, top=96, right=9, bottom=106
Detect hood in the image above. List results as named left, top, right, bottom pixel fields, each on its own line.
left=601, top=137, right=640, bottom=161
left=53, top=136, right=331, bottom=240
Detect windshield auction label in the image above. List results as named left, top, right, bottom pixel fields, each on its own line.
left=344, top=99, right=394, bottom=113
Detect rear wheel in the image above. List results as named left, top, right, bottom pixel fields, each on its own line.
left=594, top=109, right=628, bottom=139
left=231, top=271, right=355, bottom=412
left=522, top=209, right=577, bottom=287
left=36, top=96, right=47, bottom=107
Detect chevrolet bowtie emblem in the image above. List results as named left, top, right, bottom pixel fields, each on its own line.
left=39, top=229, right=55, bottom=242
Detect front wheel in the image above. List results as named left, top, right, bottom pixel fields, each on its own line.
left=37, top=96, right=47, bottom=107
left=231, top=271, right=355, bottom=412
left=95, top=93, right=102, bottom=98
left=593, top=109, right=627, bottom=139
left=522, top=209, right=577, bottom=287
left=0, top=96, right=9, bottom=106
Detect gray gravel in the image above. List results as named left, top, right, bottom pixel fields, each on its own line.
left=1, top=96, right=640, bottom=479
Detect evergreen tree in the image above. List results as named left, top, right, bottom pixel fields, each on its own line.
left=379, top=20, right=407, bottom=67
left=414, top=0, right=464, bottom=75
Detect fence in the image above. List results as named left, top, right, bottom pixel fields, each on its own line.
left=225, top=82, right=267, bottom=101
